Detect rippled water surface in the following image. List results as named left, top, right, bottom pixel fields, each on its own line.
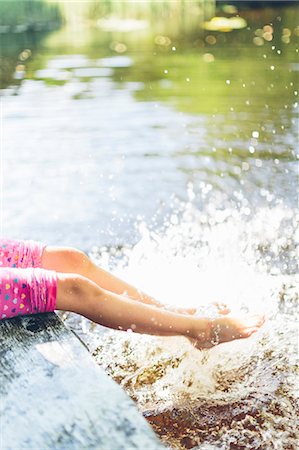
left=1, top=3, right=298, bottom=449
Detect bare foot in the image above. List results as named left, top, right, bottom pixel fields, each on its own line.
left=175, top=307, right=197, bottom=315
left=166, top=302, right=230, bottom=316
left=169, top=303, right=230, bottom=316
left=190, top=314, right=265, bottom=350
left=212, top=302, right=231, bottom=315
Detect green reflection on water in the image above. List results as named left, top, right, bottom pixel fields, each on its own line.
left=1, top=3, right=298, bottom=183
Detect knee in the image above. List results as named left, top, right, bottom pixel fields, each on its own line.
left=63, top=273, right=90, bottom=298
left=56, top=248, right=93, bottom=275
left=57, top=273, right=102, bottom=310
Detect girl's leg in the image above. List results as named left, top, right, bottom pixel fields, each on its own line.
left=0, top=267, right=264, bottom=348
left=41, top=246, right=194, bottom=312
left=56, top=272, right=264, bottom=347
left=56, top=272, right=196, bottom=336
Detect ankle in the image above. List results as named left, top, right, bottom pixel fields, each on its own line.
left=190, top=317, right=212, bottom=343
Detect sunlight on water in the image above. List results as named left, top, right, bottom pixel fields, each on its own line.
left=61, top=191, right=298, bottom=449
left=93, top=191, right=296, bottom=318
left=2, top=2, right=297, bottom=446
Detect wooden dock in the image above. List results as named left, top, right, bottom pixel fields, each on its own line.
left=0, top=313, right=165, bottom=450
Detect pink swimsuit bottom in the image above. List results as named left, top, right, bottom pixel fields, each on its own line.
left=0, top=239, right=57, bottom=320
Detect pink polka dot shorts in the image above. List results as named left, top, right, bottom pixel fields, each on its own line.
left=0, top=239, right=57, bottom=320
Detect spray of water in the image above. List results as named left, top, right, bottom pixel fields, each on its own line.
left=60, top=191, right=298, bottom=449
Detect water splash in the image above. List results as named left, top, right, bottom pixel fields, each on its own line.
left=60, top=197, right=298, bottom=449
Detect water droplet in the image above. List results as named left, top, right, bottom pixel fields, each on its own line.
left=155, top=35, right=171, bottom=46
left=203, top=53, right=215, bottom=63
left=253, top=37, right=264, bottom=46
left=205, top=35, right=216, bottom=45
left=263, top=24, right=273, bottom=33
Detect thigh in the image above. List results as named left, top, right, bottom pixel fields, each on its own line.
left=0, top=267, right=57, bottom=320
left=0, top=239, right=46, bottom=268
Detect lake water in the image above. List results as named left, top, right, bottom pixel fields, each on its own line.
left=1, top=3, right=298, bottom=449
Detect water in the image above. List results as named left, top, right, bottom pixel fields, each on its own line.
left=1, top=3, right=298, bottom=449
left=90, top=201, right=298, bottom=449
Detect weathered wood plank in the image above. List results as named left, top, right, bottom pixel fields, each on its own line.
left=0, top=313, right=165, bottom=450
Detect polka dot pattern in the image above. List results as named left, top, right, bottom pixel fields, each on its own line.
left=0, top=239, right=57, bottom=320
left=0, top=268, right=57, bottom=319
left=0, top=271, right=30, bottom=318
left=0, top=238, right=46, bottom=269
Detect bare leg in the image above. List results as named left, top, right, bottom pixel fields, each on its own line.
left=56, top=273, right=264, bottom=347
left=42, top=246, right=195, bottom=313
left=56, top=272, right=199, bottom=336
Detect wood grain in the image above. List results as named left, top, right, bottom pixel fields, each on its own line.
left=0, top=313, right=164, bottom=449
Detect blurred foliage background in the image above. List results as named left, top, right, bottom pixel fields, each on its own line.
left=0, top=0, right=298, bottom=246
